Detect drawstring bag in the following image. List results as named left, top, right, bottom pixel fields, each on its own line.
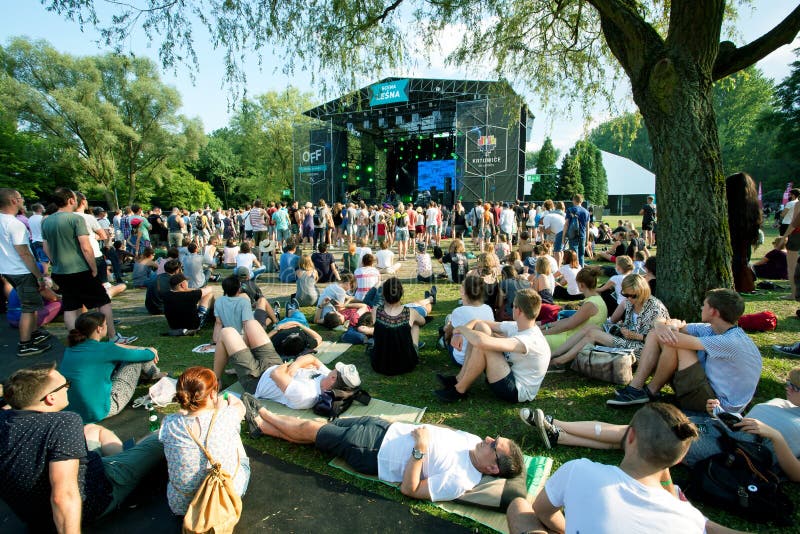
left=182, top=411, right=242, bottom=534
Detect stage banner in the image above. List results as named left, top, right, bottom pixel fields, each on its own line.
left=369, top=79, right=410, bottom=106
left=293, top=122, right=333, bottom=203
left=455, top=98, right=521, bottom=203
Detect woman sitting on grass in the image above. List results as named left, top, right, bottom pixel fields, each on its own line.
left=132, top=246, right=158, bottom=288
left=529, top=256, right=555, bottom=305
left=553, top=249, right=583, bottom=301
left=59, top=311, right=163, bottom=424
left=294, top=254, right=319, bottom=307
left=548, top=274, right=669, bottom=369
left=540, top=267, right=608, bottom=352
left=223, top=238, right=240, bottom=268
left=362, top=277, right=428, bottom=376
left=159, top=366, right=250, bottom=516
left=467, top=252, right=502, bottom=313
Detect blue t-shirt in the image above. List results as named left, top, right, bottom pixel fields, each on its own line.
left=684, top=323, right=762, bottom=413
left=565, top=205, right=589, bottom=239
left=214, top=295, right=254, bottom=332
left=279, top=252, right=300, bottom=282
left=60, top=340, right=156, bottom=423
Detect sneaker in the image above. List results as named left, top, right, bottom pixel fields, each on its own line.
left=430, top=285, right=437, bottom=305
left=111, top=333, right=138, bottom=344
left=434, top=385, right=467, bottom=403
left=519, top=408, right=560, bottom=449
left=773, top=342, right=800, bottom=357
left=31, top=330, right=53, bottom=345
left=435, top=373, right=458, bottom=388
left=242, top=393, right=264, bottom=438
left=606, top=385, right=650, bottom=406
left=273, top=301, right=282, bottom=321
left=17, top=342, right=50, bottom=358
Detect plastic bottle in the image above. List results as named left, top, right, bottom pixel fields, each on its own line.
left=148, top=404, right=159, bottom=432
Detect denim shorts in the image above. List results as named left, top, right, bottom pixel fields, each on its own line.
left=488, top=370, right=518, bottom=403
left=395, top=227, right=409, bottom=241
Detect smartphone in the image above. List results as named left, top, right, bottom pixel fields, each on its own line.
left=717, top=411, right=743, bottom=430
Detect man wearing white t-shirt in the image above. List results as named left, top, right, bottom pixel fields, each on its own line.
left=435, top=288, right=550, bottom=403
left=254, top=356, right=360, bottom=409
left=508, top=403, right=734, bottom=534
left=781, top=188, right=800, bottom=236
left=241, top=401, right=524, bottom=502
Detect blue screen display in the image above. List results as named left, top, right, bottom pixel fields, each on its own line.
left=417, top=160, right=456, bottom=191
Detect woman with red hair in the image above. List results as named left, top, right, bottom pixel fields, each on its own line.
left=159, top=366, right=250, bottom=516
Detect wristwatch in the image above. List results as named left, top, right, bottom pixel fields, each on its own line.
left=411, top=447, right=426, bottom=460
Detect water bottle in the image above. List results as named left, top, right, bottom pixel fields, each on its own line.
left=148, top=404, right=159, bottom=432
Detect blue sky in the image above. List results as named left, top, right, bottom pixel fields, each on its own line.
left=1, top=2, right=798, bottom=154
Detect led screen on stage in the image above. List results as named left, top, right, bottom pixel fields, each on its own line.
left=417, top=160, right=456, bottom=191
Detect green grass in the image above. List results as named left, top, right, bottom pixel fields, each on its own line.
left=81, top=218, right=800, bottom=532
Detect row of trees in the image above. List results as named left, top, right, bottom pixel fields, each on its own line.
left=0, top=38, right=315, bottom=210
left=588, top=65, right=800, bottom=204
left=526, top=137, right=608, bottom=206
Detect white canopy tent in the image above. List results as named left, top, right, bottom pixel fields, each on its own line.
left=601, top=150, right=655, bottom=196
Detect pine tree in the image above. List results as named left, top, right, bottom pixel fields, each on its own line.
left=558, top=152, right=583, bottom=200
left=593, top=145, right=608, bottom=206
left=535, top=137, right=559, bottom=199
left=577, top=142, right=598, bottom=203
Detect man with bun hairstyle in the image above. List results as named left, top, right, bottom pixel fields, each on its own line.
left=507, top=403, right=737, bottom=534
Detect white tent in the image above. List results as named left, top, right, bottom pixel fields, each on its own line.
left=601, top=150, right=655, bottom=196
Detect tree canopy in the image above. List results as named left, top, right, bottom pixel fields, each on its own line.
left=34, top=1, right=800, bottom=318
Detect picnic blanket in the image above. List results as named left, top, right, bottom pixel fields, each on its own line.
left=329, top=454, right=552, bottom=534
left=313, top=340, right=354, bottom=364
left=223, top=381, right=426, bottom=423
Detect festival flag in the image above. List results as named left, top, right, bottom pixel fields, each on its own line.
left=758, top=182, right=762, bottom=208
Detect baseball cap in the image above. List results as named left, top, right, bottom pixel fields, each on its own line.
left=237, top=266, right=251, bottom=279
left=334, top=362, right=361, bottom=389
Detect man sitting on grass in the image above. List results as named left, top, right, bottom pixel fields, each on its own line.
left=0, top=363, right=163, bottom=533
left=607, top=288, right=761, bottom=413
left=435, top=288, right=550, bottom=403
left=507, top=403, right=735, bottom=534
left=241, top=395, right=524, bottom=502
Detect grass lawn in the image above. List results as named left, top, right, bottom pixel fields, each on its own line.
left=86, top=214, right=800, bottom=532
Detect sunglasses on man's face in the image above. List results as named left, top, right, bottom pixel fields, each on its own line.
left=40, top=380, right=71, bottom=402
left=491, top=436, right=501, bottom=465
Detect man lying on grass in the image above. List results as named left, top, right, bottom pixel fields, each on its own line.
left=241, top=394, right=524, bottom=502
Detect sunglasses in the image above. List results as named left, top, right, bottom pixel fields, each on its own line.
left=491, top=435, right=501, bottom=465
left=622, top=293, right=637, bottom=299
left=786, top=380, right=800, bottom=393
left=40, top=380, right=71, bottom=401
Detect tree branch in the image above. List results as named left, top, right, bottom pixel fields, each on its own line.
left=713, top=4, right=800, bottom=81
left=587, top=0, right=664, bottom=80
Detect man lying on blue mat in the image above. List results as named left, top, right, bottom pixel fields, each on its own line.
left=242, top=394, right=523, bottom=502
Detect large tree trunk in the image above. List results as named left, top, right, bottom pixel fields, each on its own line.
left=634, top=56, right=732, bottom=321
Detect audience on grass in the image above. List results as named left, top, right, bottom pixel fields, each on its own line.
left=160, top=366, right=250, bottom=516
left=607, top=288, right=761, bottom=412
left=60, top=311, right=164, bottom=423
left=435, top=288, right=550, bottom=403
left=541, top=267, right=608, bottom=352
left=509, top=403, right=734, bottom=534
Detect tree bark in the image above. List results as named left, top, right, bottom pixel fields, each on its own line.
left=633, top=53, right=731, bottom=321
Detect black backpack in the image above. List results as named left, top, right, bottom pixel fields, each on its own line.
left=312, top=387, right=371, bottom=421
left=313, top=207, right=323, bottom=226
left=685, top=430, right=794, bottom=525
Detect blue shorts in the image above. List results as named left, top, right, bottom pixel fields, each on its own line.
left=395, top=227, right=409, bottom=241
left=31, top=242, right=49, bottom=263
left=553, top=231, right=564, bottom=252
left=405, top=304, right=427, bottom=318
left=488, top=370, right=519, bottom=403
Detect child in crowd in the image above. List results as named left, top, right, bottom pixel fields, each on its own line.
left=554, top=249, right=583, bottom=300
left=375, top=240, right=399, bottom=274
left=529, top=256, right=555, bottom=304
left=598, top=255, right=634, bottom=312
left=416, top=242, right=433, bottom=282
left=495, top=234, right=510, bottom=261
left=633, top=250, right=647, bottom=274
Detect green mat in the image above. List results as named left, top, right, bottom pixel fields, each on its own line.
left=313, top=340, right=355, bottom=364
left=223, top=381, right=426, bottom=423
left=328, top=454, right=552, bottom=534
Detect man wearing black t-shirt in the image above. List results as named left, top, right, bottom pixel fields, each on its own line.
left=144, top=258, right=182, bottom=315
left=0, top=362, right=163, bottom=532
left=163, top=273, right=214, bottom=333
